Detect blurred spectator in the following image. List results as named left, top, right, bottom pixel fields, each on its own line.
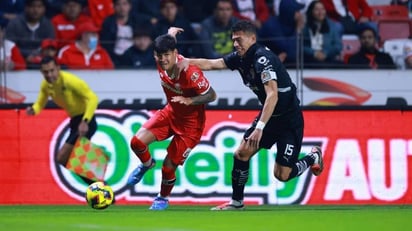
left=0, top=0, right=25, bottom=28
left=259, top=0, right=305, bottom=64
left=27, top=38, right=59, bottom=68
left=178, top=0, right=216, bottom=24
left=199, top=0, right=238, bottom=58
left=45, top=0, right=66, bottom=18
left=273, top=0, right=314, bottom=15
left=100, top=0, right=149, bottom=66
left=132, top=0, right=161, bottom=25
left=5, top=0, right=55, bottom=69
left=154, top=0, right=200, bottom=57
left=41, top=38, right=59, bottom=58
left=391, top=0, right=408, bottom=6
left=348, top=26, right=396, bottom=69
left=231, top=0, right=270, bottom=29
left=87, top=0, right=114, bottom=30
left=58, top=22, right=114, bottom=69
left=303, top=0, right=343, bottom=68
left=120, top=27, right=155, bottom=69
left=0, top=26, right=26, bottom=71
left=404, top=40, right=412, bottom=69
left=52, top=0, right=94, bottom=48
left=320, top=0, right=376, bottom=35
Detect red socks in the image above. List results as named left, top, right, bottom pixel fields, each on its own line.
left=130, top=136, right=151, bottom=163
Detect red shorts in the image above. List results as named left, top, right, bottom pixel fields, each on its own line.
left=143, top=108, right=205, bottom=165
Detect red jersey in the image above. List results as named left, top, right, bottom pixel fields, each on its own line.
left=0, top=40, right=26, bottom=70
left=87, top=0, right=114, bottom=30
left=156, top=55, right=211, bottom=123
left=52, top=14, right=94, bottom=48
left=58, top=43, right=114, bottom=70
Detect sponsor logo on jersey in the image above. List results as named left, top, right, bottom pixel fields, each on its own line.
left=191, top=72, right=200, bottom=82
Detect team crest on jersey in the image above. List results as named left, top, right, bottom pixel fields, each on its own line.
left=191, top=72, right=200, bottom=82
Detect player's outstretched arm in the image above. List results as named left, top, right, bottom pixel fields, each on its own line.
left=186, top=58, right=227, bottom=71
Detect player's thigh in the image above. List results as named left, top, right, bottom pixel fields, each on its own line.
left=167, top=134, right=200, bottom=166
left=235, top=139, right=259, bottom=160
left=142, top=109, right=173, bottom=141
left=244, top=117, right=278, bottom=149
left=275, top=125, right=303, bottom=167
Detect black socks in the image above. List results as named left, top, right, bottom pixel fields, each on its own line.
left=231, top=157, right=250, bottom=201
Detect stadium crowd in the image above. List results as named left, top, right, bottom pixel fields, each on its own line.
left=0, top=0, right=411, bottom=71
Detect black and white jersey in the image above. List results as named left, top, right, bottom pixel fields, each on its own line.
left=223, top=43, right=300, bottom=116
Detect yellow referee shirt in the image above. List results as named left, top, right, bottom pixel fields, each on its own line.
left=32, top=71, right=98, bottom=121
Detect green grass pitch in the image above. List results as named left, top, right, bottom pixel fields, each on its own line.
left=1, top=205, right=411, bottom=231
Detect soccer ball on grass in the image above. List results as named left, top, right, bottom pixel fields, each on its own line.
left=85, top=182, right=114, bottom=210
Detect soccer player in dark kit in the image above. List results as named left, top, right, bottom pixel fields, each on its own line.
left=169, top=20, right=324, bottom=210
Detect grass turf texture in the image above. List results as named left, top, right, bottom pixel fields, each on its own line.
left=0, top=205, right=411, bottom=231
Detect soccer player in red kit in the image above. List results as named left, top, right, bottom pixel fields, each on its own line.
left=127, top=34, right=217, bottom=210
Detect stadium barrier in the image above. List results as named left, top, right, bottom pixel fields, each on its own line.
left=1, top=109, right=411, bottom=205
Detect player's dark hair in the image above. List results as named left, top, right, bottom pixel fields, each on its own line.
left=153, top=34, right=177, bottom=54
left=40, top=56, right=59, bottom=66
left=231, top=20, right=257, bottom=35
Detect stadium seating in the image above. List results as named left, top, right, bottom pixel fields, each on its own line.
left=371, top=5, right=409, bottom=21
left=378, top=19, right=411, bottom=45
left=383, top=38, right=410, bottom=69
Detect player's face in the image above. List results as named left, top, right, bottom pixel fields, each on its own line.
left=232, top=31, right=256, bottom=57
left=41, top=61, right=60, bottom=84
left=154, top=49, right=177, bottom=72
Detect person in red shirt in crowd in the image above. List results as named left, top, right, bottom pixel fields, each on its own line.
left=41, top=39, right=59, bottom=58
left=231, top=0, right=270, bottom=29
left=320, top=0, right=375, bottom=35
left=52, top=0, right=94, bottom=48
left=0, top=26, right=26, bottom=71
left=126, top=33, right=217, bottom=210
left=87, top=0, right=114, bottom=30
left=58, top=22, right=114, bottom=69
left=27, top=38, right=60, bottom=68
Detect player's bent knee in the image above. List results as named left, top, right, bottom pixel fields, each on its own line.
left=130, top=136, right=147, bottom=154
left=235, top=149, right=253, bottom=161
left=274, top=171, right=291, bottom=182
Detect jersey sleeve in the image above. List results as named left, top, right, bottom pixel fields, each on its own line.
left=222, top=52, right=239, bottom=70
left=185, top=66, right=210, bottom=95
left=31, top=81, right=49, bottom=115
left=66, top=74, right=99, bottom=121
left=254, top=51, right=278, bottom=84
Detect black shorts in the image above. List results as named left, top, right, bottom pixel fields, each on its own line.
left=243, top=110, right=304, bottom=167
left=66, top=115, right=97, bottom=145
